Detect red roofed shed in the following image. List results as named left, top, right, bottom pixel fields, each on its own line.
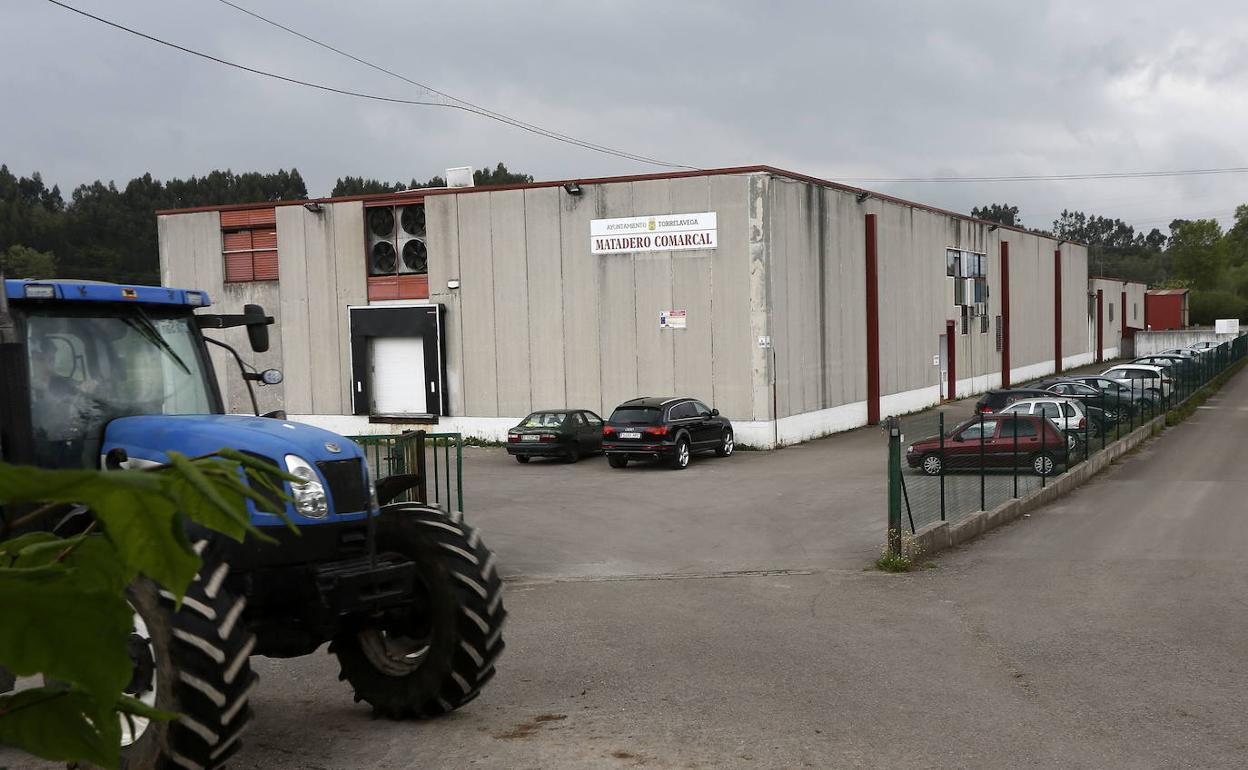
left=1145, top=289, right=1189, bottom=330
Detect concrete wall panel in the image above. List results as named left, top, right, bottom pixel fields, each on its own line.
left=276, top=206, right=312, bottom=414
left=488, top=189, right=532, bottom=416
left=329, top=202, right=367, bottom=414
left=706, top=174, right=754, bottom=418
left=299, top=207, right=341, bottom=414
left=456, top=194, right=499, bottom=416
left=523, top=187, right=566, bottom=410
left=426, top=195, right=464, bottom=416
left=558, top=190, right=602, bottom=413
left=596, top=183, right=638, bottom=413
left=630, top=180, right=675, bottom=399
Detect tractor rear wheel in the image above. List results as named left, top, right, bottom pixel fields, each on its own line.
left=79, top=542, right=257, bottom=770
left=331, top=503, right=506, bottom=718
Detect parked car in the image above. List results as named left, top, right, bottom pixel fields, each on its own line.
left=602, top=396, right=733, bottom=469
left=1100, top=363, right=1172, bottom=398
left=1039, top=379, right=1132, bottom=426
left=1134, top=354, right=1197, bottom=376
left=975, top=388, right=1054, bottom=414
left=1059, top=375, right=1152, bottom=416
left=506, top=409, right=605, bottom=463
left=906, top=413, right=1067, bottom=476
left=998, top=397, right=1088, bottom=451
left=1188, top=341, right=1219, bottom=352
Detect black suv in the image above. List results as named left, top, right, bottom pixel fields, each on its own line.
left=603, top=396, right=734, bottom=469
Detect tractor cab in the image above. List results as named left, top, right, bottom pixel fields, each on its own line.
left=1, top=279, right=225, bottom=469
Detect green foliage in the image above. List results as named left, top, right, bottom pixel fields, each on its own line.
left=1169, top=219, right=1227, bottom=290
left=330, top=162, right=532, bottom=198
left=1189, top=289, right=1248, bottom=326
left=1, top=165, right=307, bottom=285
left=876, top=530, right=922, bottom=572
left=0, top=451, right=296, bottom=769
left=971, top=203, right=1020, bottom=227
left=0, top=244, right=57, bottom=278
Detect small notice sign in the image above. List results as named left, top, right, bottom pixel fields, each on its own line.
left=660, top=310, right=687, bottom=330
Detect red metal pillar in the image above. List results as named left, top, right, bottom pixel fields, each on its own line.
left=946, top=320, right=956, bottom=401
left=1054, top=249, right=1063, bottom=373
left=1000, top=241, right=1011, bottom=388
left=1121, top=289, right=1127, bottom=337
left=1096, top=289, right=1104, bottom=364
left=865, top=214, right=880, bottom=424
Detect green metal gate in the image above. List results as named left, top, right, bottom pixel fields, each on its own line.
left=349, top=431, right=464, bottom=514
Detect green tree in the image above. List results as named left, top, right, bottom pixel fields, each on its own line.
left=1169, top=219, right=1227, bottom=290
left=1189, top=289, right=1248, bottom=326
left=971, top=203, right=1020, bottom=227
left=1, top=244, right=57, bottom=278
left=1224, top=204, right=1248, bottom=268
left=473, top=162, right=533, bottom=186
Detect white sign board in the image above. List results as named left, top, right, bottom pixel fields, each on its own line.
left=591, top=212, right=717, bottom=255
left=1214, top=318, right=1240, bottom=335
left=660, top=310, right=687, bottom=330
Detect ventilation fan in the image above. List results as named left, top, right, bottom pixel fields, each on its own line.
left=401, top=239, right=428, bottom=273
left=368, top=207, right=396, bottom=237
left=371, top=241, right=397, bottom=274
left=400, top=205, right=425, bottom=236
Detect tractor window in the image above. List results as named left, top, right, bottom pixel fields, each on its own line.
left=25, top=308, right=216, bottom=468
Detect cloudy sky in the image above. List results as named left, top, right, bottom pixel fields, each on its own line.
left=4, top=0, right=1247, bottom=232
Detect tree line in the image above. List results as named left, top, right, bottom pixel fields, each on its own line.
left=0, top=162, right=532, bottom=285
left=971, top=203, right=1248, bottom=326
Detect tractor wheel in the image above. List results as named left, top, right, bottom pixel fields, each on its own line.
left=81, top=543, right=257, bottom=770
left=331, top=503, right=506, bottom=719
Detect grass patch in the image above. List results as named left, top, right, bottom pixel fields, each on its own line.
left=1164, top=359, right=1247, bottom=427
left=876, top=529, right=923, bottom=572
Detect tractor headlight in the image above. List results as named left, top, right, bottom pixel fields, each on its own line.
left=283, top=454, right=328, bottom=519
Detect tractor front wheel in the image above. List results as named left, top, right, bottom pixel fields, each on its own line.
left=88, top=543, right=257, bottom=770
left=331, top=503, right=506, bottom=718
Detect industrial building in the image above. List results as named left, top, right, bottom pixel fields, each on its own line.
left=1145, top=288, right=1190, bottom=331
left=1089, top=276, right=1148, bottom=359
left=158, top=165, right=1103, bottom=448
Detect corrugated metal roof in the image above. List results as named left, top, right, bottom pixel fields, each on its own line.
left=1146, top=288, right=1190, bottom=296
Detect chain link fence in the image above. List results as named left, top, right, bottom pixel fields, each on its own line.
left=887, top=336, right=1248, bottom=539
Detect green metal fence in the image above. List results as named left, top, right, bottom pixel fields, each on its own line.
left=350, top=431, right=464, bottom=514
left=886, top=334, right=1248, bottom=546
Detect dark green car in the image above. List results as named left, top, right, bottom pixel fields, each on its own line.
left=506, top=409, right=605, bottom=464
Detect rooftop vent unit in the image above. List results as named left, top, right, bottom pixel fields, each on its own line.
left=446, top=166, right=474, bottom=188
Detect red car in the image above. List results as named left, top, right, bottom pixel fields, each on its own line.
left=905, top=414, right=1068, bottom=476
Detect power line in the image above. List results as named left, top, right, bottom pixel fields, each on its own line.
left=211, top=0, right=690, bottom=170
left=844, top=167, right=1248, bottom=183
left=42, top=0, right=694, bottom=170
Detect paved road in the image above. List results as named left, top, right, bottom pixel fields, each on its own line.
left=198, top=369, right=1248, bottom=767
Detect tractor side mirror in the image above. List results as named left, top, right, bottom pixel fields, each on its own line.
left=244, top=304, right=270, bottom=353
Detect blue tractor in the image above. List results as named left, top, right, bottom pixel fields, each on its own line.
left=0, top=278, right=506, bottom=769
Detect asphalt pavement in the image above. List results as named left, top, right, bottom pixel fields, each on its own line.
left=231, top=367, right=1248, bottom=768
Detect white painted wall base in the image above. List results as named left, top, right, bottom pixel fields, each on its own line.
left=1063, top=351, right=1097, bottom=369
left=291, top=351, right=1113, bottom=451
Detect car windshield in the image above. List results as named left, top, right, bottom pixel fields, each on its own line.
left=24, top=306, right=216, bottom=468
left=521, top=412, right=567, bottom=428
left=610, top=407, right=662, bottom=425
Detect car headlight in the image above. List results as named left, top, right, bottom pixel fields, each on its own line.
left=283, top=454, right=328, bottom=519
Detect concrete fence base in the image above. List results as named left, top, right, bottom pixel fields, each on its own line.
left=913, top=416, right=1165, bottom=556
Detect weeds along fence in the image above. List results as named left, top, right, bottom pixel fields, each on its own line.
left=885, top=335, right=1248, bottom=542
left=349, top=430, right=464, bottom=514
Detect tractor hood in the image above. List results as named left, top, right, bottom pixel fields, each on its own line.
left=102, top=415, right=371, bottom=526
left=103, top=414, right=364, bottom=466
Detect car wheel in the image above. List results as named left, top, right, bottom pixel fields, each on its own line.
left=1066, top=433, right=1078, bottom=452
left=565, top=443, right=580, bottom=464
left=715, top=429, right=734, bottom=457
left=1031, top=452, right=1056, bottom=476
left=515, top=455, right=530, bottom=464
left=607, top=455, right=628, bottom=469
left=920, top=453, right=943, bottom=476
left=670, top=438, right=691, bottom=470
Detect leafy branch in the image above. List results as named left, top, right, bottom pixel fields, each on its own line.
left=0, top=450, right=298, bottom=769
